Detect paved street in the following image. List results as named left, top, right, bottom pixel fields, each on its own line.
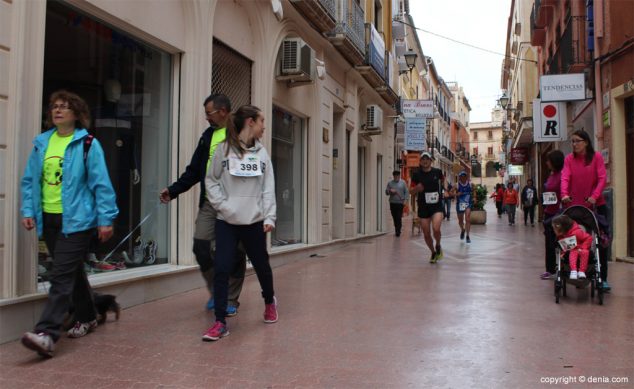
left=1, top=205, right=633, bottom=388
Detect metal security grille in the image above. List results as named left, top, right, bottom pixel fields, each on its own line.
left=212, top=39, right=252, bottom=109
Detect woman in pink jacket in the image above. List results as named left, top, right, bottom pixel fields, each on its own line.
left=560, top=129, right=610, bottom=290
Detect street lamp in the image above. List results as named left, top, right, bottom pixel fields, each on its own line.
left=498, top=92, right=510, bottom=110
left=403, top=49, right=418, bottom=79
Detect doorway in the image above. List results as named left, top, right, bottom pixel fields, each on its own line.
left=357, top=147, right=366, bottom=234
left=625, top=96, right=634, bottom=257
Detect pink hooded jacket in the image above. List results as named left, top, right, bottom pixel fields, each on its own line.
left=561, top=151, right=606, bottom=207
left=556, top=221, right=593, bottom=251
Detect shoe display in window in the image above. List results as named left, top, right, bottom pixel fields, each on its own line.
left=144, top=240, right=157, bottom=264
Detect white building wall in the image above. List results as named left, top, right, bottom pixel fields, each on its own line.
left=0, top=0, right=395, bottom=342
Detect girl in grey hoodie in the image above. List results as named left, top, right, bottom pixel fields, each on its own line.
left=202, top=105, right=277, bottom=341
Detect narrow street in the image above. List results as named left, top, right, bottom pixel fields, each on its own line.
left=1, top=204, right=633, bottom=388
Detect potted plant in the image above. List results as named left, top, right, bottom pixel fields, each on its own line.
left=470, top=184, right=488, bottom=224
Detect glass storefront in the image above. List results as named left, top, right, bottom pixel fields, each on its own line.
left=38, top=1, right=171, bottom=282
left=271, top=106, right=304, bottom=246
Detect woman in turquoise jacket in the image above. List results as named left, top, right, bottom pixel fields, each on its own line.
left=20, top=90, right=118, bottom=358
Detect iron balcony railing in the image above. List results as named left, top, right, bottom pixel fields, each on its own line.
left=318, top=0, right=336, bottom=18
left=561, top=16, right=590, bottom=72
left=335, top=0, right=365, bottom=54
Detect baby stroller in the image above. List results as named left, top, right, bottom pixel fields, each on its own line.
left=554, top=206, right=606, bottom=305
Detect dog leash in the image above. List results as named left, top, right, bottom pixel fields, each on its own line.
left=102, top=202, right=161, bottom=262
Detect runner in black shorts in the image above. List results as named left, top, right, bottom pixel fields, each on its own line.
left=410, top=151, right=448, bottom=263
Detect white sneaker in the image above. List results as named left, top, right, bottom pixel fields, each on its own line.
left=21, top=332, right=54, bottom=357
left=578, top=271, right=586, bottom=279
left=67, top=320, right=98, bottom=338
left=569, top=270, right=578, bottom=280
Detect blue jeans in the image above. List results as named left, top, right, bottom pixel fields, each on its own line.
left=213, top=219, right=275, bottom=323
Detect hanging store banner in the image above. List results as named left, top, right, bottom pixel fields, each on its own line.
left=367, top=24, right=385, bottom=78
left=533, top=99, right=567, bottom=142
left=508, top=164, right=524, bottom=176
left=404, top=118, right=426, bottom=151
left=540, top=74, right=586, bottom=102
left=510, top=148, right=528, bottom=164
left=402, top=99, right=434, bottom=119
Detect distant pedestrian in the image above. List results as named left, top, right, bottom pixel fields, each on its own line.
left=491, top=183, right=505, bottom=217
left=453, top=171, right=473, bottom=243
left=20, top=90, right=118, bottom=357
left=541, top=150, right=564, bottom=280
left=410, top=152, right=448, bottom=263
left=503, top=182, right=519, bottom=226
left=443, top=182, right=453, bottom=221
left=521, top=179, right=538, bottom=226
left=203, top=105, right=277, bottom=341
left=385, top=170, right=408, bottom=237
left=552, top=215, right=592, bottom=280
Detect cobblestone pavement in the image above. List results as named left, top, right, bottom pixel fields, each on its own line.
left=1, top=205, right=633, bottom=388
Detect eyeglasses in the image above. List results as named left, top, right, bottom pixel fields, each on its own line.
left=205, top=110, right=218, bottom=117
left=571, top=139, right=585, bottom=144
left=50, top=104, right=71, bottom=111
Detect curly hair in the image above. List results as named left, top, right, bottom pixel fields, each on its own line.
left=45, top=90, right=91, bottom=130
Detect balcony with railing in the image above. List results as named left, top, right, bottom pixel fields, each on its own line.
left=561, top=16, right=590, bottom=73
left=329, top=0, right=366, bottom=65
left=290, top=0, right=337, bottom=34
left=355, top=23, right=398, bottom=105
left=530, top=3, right=546, bottom=46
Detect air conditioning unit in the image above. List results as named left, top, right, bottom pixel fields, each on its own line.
left=362, top=105, right=383, bottom=135
left=277, top=38, right=316, bottom=83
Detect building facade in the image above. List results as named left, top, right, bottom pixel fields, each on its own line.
left=0, top=0, right=400, bottom=342
left=470, top=108, right=505, bottom=189
left=525, top=0, right=634, bottom=260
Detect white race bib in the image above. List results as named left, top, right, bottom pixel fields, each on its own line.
left=425, top=192, right=439, bottom=204
left=228, top=153, right=262, bottom=177
left=543, top=192, right=557, bottom=205
left=558, top=236, right=578, bottom=251
left=458, top=202, right=469, bottom=211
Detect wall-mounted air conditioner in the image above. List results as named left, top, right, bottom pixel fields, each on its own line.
left=362, top=105, right=383, bottom=135
left=276, top=38, right=316, bottom=83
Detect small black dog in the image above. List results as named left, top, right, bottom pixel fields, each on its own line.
left=63, top=293, right=120, bottom=330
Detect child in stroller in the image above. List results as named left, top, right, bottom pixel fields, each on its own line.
left=552, top=214, right=592, bottom=280
left=551, top=206, right=607, bottom=305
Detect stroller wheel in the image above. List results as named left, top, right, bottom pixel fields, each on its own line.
left=598, top=288, right=604, bottom=305
left=591, top=279, right=595, bottom=298
left=562, top=278, right=567, bottom=297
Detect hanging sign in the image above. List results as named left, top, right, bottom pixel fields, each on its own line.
left=540, top=74, right=585, bottom=102
left=404, top=118, right=426, bottom=151
left=533, top=99, right=567, bottom=142
left=402, top=100, right=434, bottom=119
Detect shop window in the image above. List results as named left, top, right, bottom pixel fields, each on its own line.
left=271, top=107, right=304, bottom=246
left=39, top=2, right=172, bottom=282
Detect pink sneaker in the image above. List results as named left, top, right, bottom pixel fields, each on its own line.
left=202, top=321, right=229, bottom=341
left=263, top=297, right=278, bottom=323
